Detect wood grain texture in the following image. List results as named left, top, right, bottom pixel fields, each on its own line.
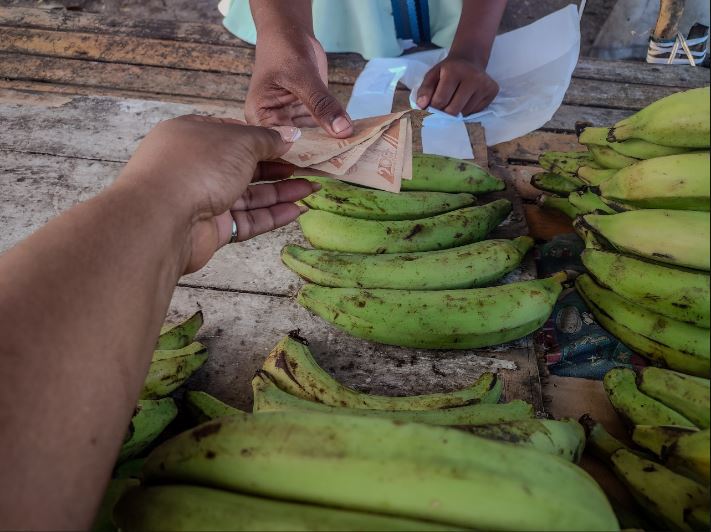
left=2, top=6, right=709, bottom=88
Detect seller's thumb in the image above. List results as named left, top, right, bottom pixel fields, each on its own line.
left=296, top=79, right=353, bottom=138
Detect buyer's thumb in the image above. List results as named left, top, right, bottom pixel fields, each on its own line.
left=294, top=78, right=353, bottom=138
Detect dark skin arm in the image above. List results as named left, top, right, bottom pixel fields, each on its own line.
left=417, top=0, right=508, bottom=116
left=0, top=118, right=316, bottom=529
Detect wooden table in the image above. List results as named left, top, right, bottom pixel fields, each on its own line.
left=1, top=7, right=709, bottom=413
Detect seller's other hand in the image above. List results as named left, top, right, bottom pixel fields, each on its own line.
left=245, top=33, right=353, bottom=138
left=117, top=116, right=317, bottom=273
left=416, top=56, right=499, bottom=116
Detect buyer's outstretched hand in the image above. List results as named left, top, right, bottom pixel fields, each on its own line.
left=118, top=116, right=317, bottom=273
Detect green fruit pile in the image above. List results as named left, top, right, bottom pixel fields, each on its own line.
left=533, top=87, right=710, bottom=377
left=283, top=153, right=568, bottom=349
left=109, top=333, right=621, bottom=531
left=583, top=366, right=710, bottom=530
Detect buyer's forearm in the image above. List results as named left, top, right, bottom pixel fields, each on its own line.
left=250, top=0, right=314, bottom=37
left=0, top=180, right=189, bottom=529
left=450, top=0, right=507, bottom=68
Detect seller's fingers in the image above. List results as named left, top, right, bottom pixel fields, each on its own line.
left=231, top=179, right=319, bottom=211
left=429, top=74, right=460, bottom=112
left=292, top=76, right=353, bottom=138
left=416, top=67, right=440, bottom=109
left=442, top=82, right=477, bottom=116
left=233, top=203, right=307, bottom=242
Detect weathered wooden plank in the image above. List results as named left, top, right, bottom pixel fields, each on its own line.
left=0, top=26, right=363, bottom=85
left=2, top=7, right=707, bottom=90
left=0, top=89, right=241, bottom=161
left=543, top=104, right=631, bottom=133
left=564, top=77, right=682, bottom=111
left=167, top=285, right=542, bottom=412
left=572, top=57, right=710, bottom=89
left=0, top=6, right=238, bottom=46
left=0, top=52, right=368, bottom=108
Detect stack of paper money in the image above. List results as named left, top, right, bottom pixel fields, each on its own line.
left=281, top=110, right=413, bottom=193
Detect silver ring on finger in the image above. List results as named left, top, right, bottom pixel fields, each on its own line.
left=230, top=218, right=239, bottom=244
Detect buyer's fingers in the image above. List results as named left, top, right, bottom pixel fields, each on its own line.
left=232, top=203, right=307, bottom=242
left=231, top=179, right=319, bottom=211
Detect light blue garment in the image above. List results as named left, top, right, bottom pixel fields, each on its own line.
left=223, top=0, right=462, bottom=59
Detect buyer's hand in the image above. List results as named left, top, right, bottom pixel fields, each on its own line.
left=416, top=56, right=499, bottom=116
left=118, top=116, right=317, bottom=273
left=245, top=32, right=354, bottom=138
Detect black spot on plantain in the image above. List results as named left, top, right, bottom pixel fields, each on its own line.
left=457, top=162, right=467, bottom=172
left=652, top=252, right=674, bottom=260
left=287, top=330, right=309, bottom=344
left=643, top=465, right=657, bottom=473
left=453, top=233, right=463, bottom=239
left=192, top=421, right=222, bottom=442
left=403, top=224, right=423, bottom=240
left=205, top=450, right=216, bottom=459
left=671, top=302, right=690, bottom=309
left=240, top=448, right=253, bottom=457
left=385, top=227, right=393, bottom=235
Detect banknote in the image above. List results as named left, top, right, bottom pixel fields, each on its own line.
left=284, top=110, right=414, bottom=192
left=281, top=110, right=408, bottom=167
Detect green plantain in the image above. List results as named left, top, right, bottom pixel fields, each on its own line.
left=261, top=334, right=503, bottom=409
left=638, top=367, right=710, bottom=428
left=581, top=248, right=711, bottom=327
left=251, top=371, right=534, bottom=426
left=403, top=154, right=505, bottom=193
left=299, top=200, right=512, bottom=254
left=583, top=210, right=710, bottom=271
left=297, top=273, right=566, bottom=349
left=119, top=398, right=178, bottom=463
left=157, top=311, right=203, bottom=350
left=301, top=175, right=476, bottom=220
left=142, top=411, right=618, bottom=530
left=608, top=87, right=710, bottom=148
left=281, top=236, right=533, bottom=290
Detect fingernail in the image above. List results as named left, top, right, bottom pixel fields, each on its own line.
left=417, top=96, right=428, bottom=109
left=298, top=205, right=309, bottom=214
left=311, top=182, right=322, bottom=191
left=331, top=116, right=351, bottom=134
left=271, top=126, right=301, bottom=143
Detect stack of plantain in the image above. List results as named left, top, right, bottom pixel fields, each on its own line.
left=581, top=365, right=710, bottom=531
left=112, top=333, right=623, bottom=531
left=284, top=153, right=568, bottom=349
left=93, top=312, right=209, bottom=531
left=532, top=87, right=711, bottom=378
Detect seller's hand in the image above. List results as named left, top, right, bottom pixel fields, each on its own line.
left=245, top=32, right=353, bottom=138
left=117, top=115, right=317, bottom=273
left=416, top=56, right=499, bottom=116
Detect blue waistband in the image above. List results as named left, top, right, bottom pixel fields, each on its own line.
left=391, top=0, right=431, bottom=44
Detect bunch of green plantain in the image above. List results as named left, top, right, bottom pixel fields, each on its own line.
left=533, top=88, right=711, bottom=377
left=285, top=153, right=567, bottom=349
left=111, top=333, right=619, bottom=531
left=532, top=86, right=710, bottom=206
left=580, top=364, right=710, bottom=530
